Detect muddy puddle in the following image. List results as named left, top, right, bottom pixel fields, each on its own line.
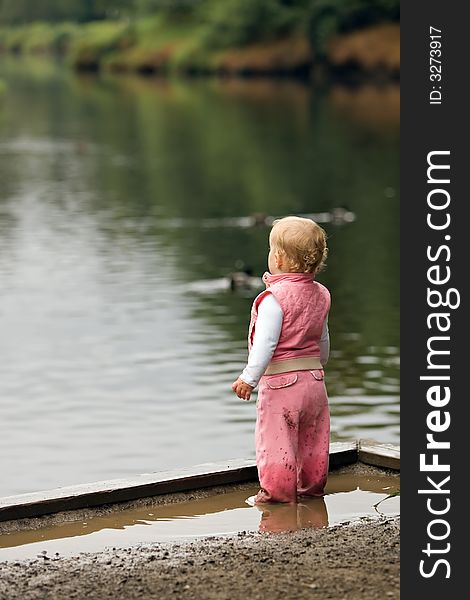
left=0, top=471, right=399, bottom=562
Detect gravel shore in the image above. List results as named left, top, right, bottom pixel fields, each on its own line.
left=0, top=516, right=399, bottom=599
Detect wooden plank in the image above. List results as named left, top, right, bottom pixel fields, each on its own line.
left=329, top=440, right=358, bottom=469
left=358, top=440, right=400, bottom=471
left=0, top=442, right=358, bottom=522
left=0, top=459, right=257, bottom=522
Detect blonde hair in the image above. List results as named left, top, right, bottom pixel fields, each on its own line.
left=270, top=216, right=328, bottom=274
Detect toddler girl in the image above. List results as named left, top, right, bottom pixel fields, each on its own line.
left=232, top=216, right=330, bottom=503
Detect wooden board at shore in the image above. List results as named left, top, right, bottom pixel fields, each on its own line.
left=0, top=441, right=399, bottom=523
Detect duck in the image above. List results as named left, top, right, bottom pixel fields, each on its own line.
left=329, top=206, right=356, bottom=225
left=228, top=264, right=262, bottom=292
left=249, top=212, right=273, bottom=227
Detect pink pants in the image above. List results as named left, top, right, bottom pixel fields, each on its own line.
left=255, top=369, right=330, bottom=503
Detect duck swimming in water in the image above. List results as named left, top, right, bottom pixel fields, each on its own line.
left=229, top=265, right=261, bottom=292
left=329, top=206, right=356, bottom=224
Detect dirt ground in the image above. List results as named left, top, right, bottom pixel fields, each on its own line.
left=0, top=516, right=399, bottom=599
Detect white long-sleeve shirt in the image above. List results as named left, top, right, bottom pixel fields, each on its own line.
left=239, top=293, right=330, bottom=388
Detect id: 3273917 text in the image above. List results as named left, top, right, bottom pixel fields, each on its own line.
left=429, top=26, right=442, bottom=105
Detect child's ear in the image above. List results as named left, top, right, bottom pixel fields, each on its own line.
left=275, top=252, right=283, bottom=269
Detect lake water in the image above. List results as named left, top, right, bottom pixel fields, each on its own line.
left=0, top=58, right=399, bottom=496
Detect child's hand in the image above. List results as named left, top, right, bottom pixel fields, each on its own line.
left=232, top=378, right=254, bottom=401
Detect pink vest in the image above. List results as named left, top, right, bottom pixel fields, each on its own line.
left=248, top=271, right=331, bottom=363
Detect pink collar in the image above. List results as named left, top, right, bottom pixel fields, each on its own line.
left=262, top=271, right=314, bottom=288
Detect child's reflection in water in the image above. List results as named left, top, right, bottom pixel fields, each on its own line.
left=255, top=496, right=328, bottom=533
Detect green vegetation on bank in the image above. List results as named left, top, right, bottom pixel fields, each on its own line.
left=0, top=1, right=400, bottom=75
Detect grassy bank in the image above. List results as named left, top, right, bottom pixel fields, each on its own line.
left=0, top=2, right=400, bottom=78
